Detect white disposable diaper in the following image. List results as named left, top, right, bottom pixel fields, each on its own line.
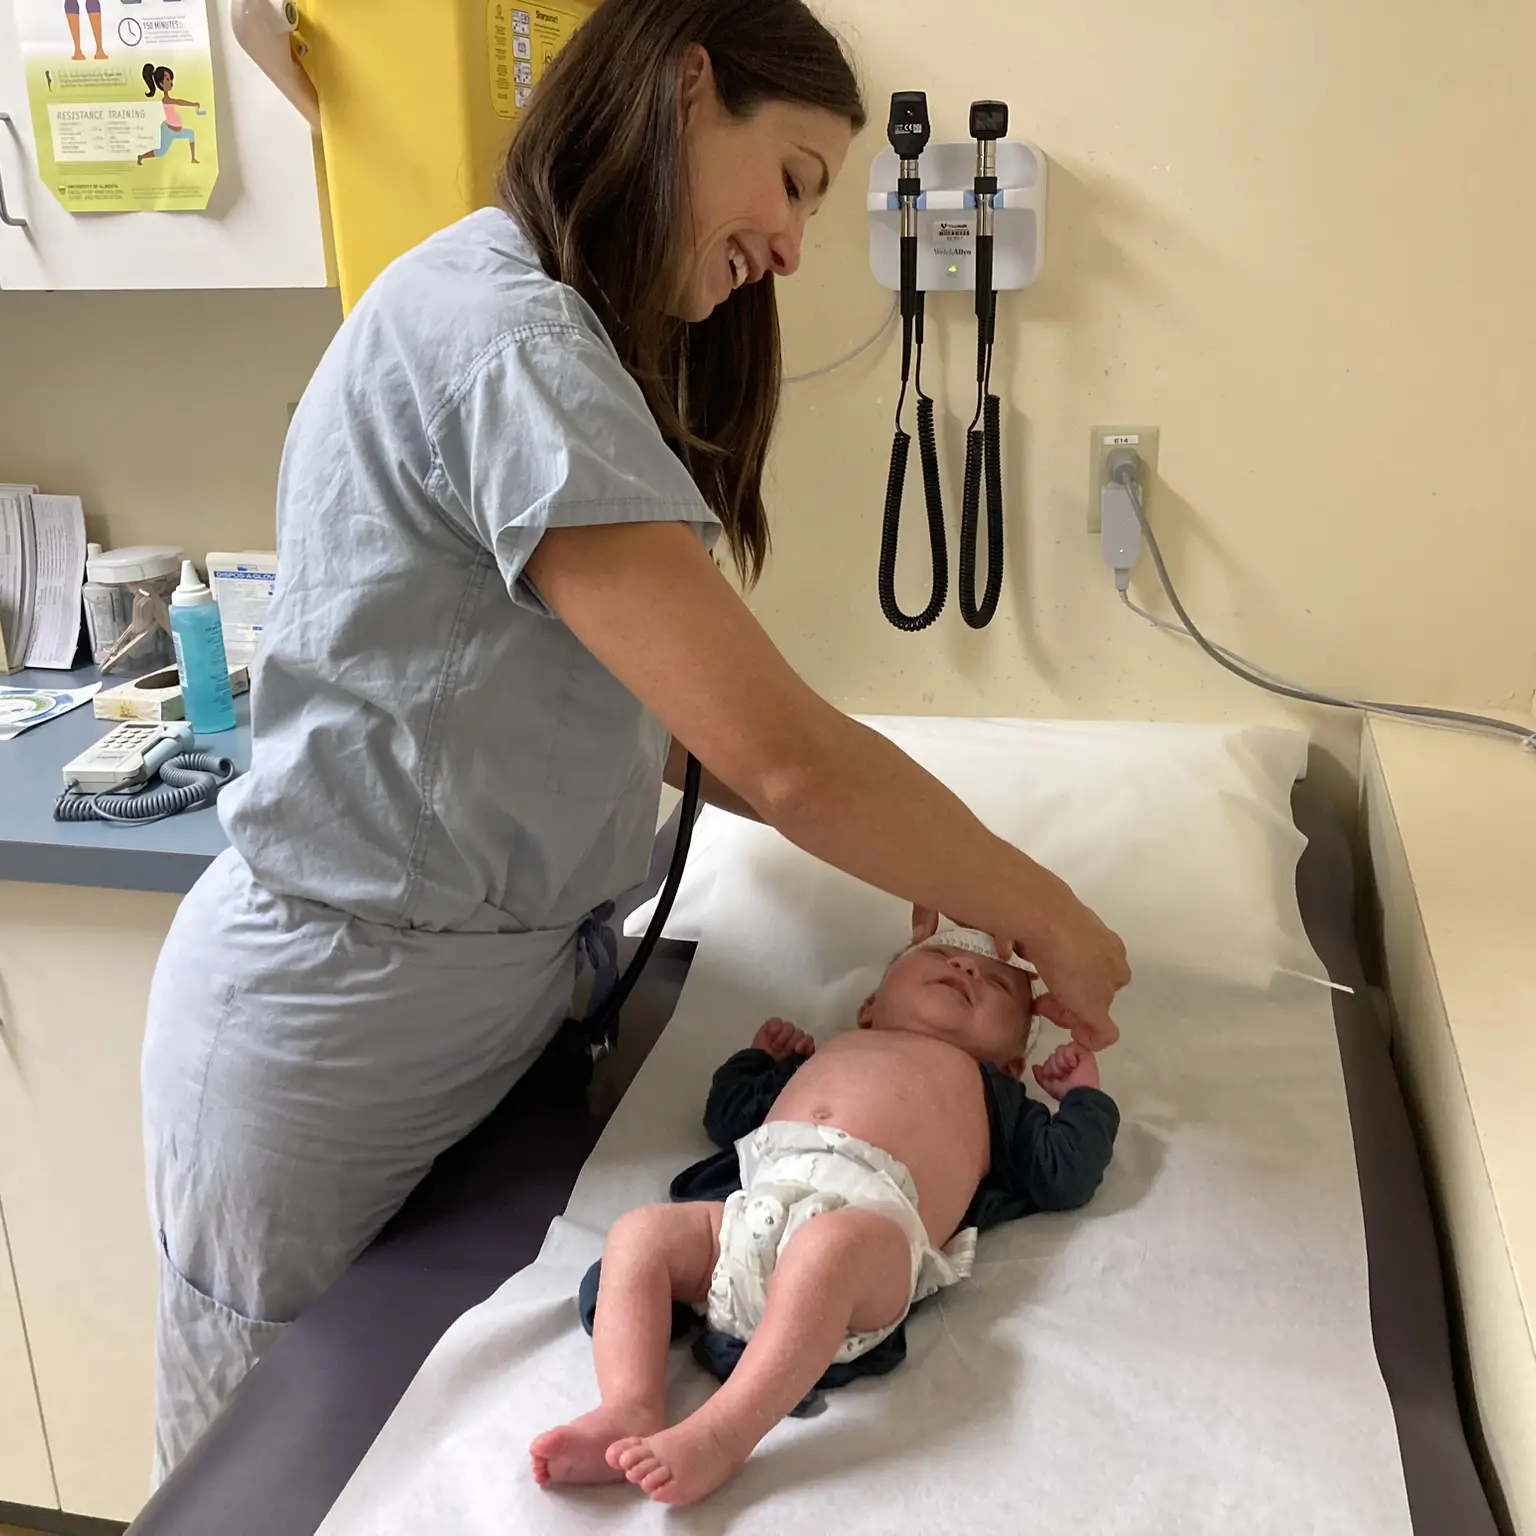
left=703, top=1120, right=978, bottom=1364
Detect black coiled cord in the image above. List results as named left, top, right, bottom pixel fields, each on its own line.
left=878, top=301, right=948, bottom=631
left=958, top=285, right=1005, bottom=630
left=959, top=387, right=1005, bottom=628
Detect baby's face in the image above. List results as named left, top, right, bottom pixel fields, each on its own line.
left=860, top=945, right=1034, bottom=1074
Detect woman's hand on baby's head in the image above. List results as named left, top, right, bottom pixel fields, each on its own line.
left=913, top=902, right=1121, bottom=1051
left=910, top=905, right=940, bottom=946
left=753, top=1018, right=816, bottom=1061
left=1032, top=1042, right=1100, bottom=1100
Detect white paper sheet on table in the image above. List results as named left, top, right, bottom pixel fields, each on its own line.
left=317, top=836, right=1413, bottom=1536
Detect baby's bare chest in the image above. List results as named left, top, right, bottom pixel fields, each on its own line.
left=767, top=1037, right=991, bottom=1224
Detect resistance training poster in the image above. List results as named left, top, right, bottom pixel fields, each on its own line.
left=14, top=0, right=219, bottom=213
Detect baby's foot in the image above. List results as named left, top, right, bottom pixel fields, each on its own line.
left=609, top=1415, right=747, bottom=1505
left=530, top=1402, right=663, bottom=1487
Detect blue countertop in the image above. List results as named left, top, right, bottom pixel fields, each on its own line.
left=0, top=667, right=249, bottom=895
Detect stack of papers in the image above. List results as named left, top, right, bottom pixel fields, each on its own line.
left=0, top=486, right=88, bottom=672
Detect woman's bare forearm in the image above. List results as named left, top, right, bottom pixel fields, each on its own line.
left=751, top=701, right=1068, bottom=941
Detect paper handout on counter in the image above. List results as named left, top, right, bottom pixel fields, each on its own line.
left=25, top=495, right=88, bottom=668
left=0, top=682, right=99, bottom=741
left=0, top=488, right=87, bottom=671
left=0, top=484, right=39, bottom=671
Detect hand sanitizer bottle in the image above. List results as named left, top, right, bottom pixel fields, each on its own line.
left=169, top=560, right=237, bottom=734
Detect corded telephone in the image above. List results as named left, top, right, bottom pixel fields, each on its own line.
left=62, top=720, right=195, bottom=794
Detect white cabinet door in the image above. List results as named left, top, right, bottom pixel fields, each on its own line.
left=0, top=1196, right=56, bottom=1511
left=0, top=881, right=179, bottom=1522
left=0, top=1, right=328, bottom=290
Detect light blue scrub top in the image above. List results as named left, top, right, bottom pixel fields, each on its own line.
left=220, top=208, right=720, bottom=934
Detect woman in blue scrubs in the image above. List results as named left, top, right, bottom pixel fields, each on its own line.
left=141, top=0, right=1131, bottom=1479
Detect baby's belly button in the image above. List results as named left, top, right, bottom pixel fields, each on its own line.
left=808, top=1104, right=835, bottom=1123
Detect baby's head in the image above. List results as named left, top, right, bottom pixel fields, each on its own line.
left=858, top=927, right=1042, bottom=1078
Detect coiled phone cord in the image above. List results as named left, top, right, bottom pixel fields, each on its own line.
left=53, top=752, right=237, bottom=825
left=879, top=294, right=948, bottom=632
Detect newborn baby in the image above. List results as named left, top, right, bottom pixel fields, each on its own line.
left=531, top=926, right=1120, bottom=1505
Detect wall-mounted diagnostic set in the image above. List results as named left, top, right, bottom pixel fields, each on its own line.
left=868, top=92, right=1048, bottom=633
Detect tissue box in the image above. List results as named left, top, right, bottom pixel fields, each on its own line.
left=94, top=665, right=250, bottom=722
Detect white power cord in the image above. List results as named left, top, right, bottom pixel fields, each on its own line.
left=1101, top=452, right=1536, bottom=752
left=783, top=298, right=899, bottom=385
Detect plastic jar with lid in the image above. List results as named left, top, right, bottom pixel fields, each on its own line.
left=82, top=543, right=184, bottom=674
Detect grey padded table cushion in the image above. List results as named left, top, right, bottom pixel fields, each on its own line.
left=126, top=787, right=1496, bottom=1536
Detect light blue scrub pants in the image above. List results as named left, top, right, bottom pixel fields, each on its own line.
left=142, top=849, right=585, bottom=1483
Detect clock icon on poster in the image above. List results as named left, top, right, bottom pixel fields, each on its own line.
left=119, top=17, right=143, bottom=45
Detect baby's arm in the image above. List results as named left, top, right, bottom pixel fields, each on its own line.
left=702, top=1019, right=814, bottom=1149
left=998, top=1046, right=1119, bottom=1212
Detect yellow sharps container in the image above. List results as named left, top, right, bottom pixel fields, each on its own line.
left=241, top=0, right=598, bottom=312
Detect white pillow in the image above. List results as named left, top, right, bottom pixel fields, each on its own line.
left=626, top=717, right=1312, bottom=989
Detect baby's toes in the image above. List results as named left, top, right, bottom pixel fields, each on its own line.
left=607, top=1436, right=642, bottom=1470
left=634, top=1457, right=674, bottom=1495
left=613, top=1438, right=653, bottom=1471
left=616, top=1442, right=668, bottom=1490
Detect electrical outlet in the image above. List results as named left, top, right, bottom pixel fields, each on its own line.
left=1088, top=425, right=1158, bottom=531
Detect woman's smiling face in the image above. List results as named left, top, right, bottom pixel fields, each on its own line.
left=673, top=47, right=852, bottom=323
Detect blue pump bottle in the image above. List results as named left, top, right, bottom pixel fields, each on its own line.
left=169, top=559, right=237, bottom=734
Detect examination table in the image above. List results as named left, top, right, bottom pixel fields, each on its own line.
left=125, top=790, right=1497, bottom=1536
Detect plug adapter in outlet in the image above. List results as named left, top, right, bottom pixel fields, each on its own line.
left=1088, top=425, right=1158, bottom=531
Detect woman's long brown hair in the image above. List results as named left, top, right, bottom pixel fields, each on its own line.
left=499, top=0, right=865, bottom=585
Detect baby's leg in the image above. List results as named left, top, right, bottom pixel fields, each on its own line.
left=530, top=1200, right=722, bottom=1487
left=612, top=1206, right=910, bottom=1505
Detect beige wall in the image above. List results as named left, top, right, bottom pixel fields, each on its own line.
left=759, top=0, right=1536, bottom=794
left=0, top=287, right=340, bottom=558
left=4, top=0, right=1534, bottom=802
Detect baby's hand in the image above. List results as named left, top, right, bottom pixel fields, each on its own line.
left=753, top=1018, right=815, bottom=1060
left=1032, top=1042, right=1100, bottom=1100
